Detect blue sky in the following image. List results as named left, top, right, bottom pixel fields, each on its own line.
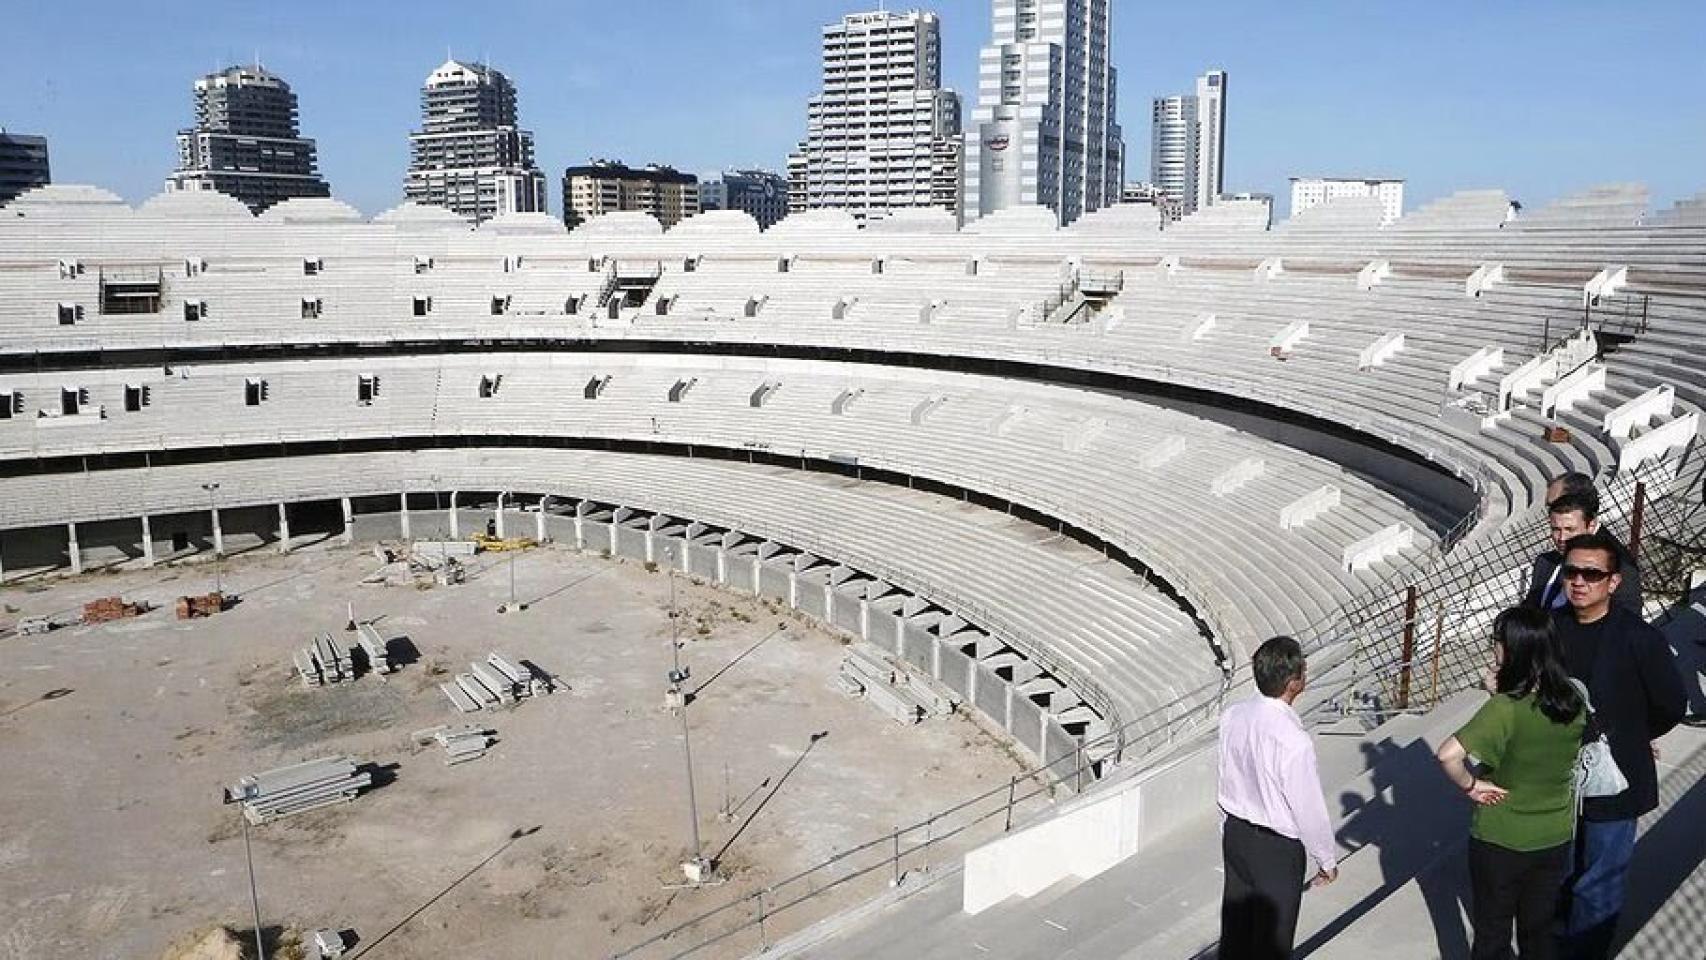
left=4, top=1, right=1702, bottom=218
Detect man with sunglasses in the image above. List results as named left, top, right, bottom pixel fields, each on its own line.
left=1551, top=532, right=1686, bottom=959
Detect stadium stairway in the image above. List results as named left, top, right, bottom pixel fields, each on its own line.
left=773, top=598, right=1706, bottom=960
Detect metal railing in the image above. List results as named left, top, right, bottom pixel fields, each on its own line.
left=1590, top=292, right=1651, bottom=340
left=1343, top=450, right=1703, bottom=715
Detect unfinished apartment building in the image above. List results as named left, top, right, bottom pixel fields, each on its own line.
left=404, top=60, right=547, bottom=222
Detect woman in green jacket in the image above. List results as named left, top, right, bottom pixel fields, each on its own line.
left=1437, top=606, right=1586, bottom=960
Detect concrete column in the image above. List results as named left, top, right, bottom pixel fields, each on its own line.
left=140, top=515, right=156, bottom=567
left=399, top=493, right=412, bottom=540
left=340, top=497, right=355, bottom=545
left=448, top=491, right=460, bottom=539
left=966, top=648, right=978, bottom=707
left=67, top=522, right=83, bottom=575
left=535, top=497, right=549, bottom=542
left=0, top=532, right=7, bottom=584
left=277, top=503, right=291, bottom=554
left=494, top=492, right=507, bottom=539
left=210, top=508, right=225, bottom=556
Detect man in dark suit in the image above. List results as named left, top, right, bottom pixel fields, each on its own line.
left=1524, top=491, right=1642, bottom=614
left=1553, top=532, right=1686, bottom=958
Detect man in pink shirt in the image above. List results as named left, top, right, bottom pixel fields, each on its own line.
left=1217, top=635, right=1339, bottom=959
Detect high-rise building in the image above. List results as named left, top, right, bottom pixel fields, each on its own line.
left=562, top=161, right=698, bottom=230
left=1149, top=95, right=1196, bottom=220
left=164, top=65, right=330, bottom=213
left=787, top=10, right=963, bottom=223
left=1148, top=69, right=1228, bottom=220
left=1193, top=70, right=1227, bottom=214
left=699, top=169, right=789, bottom=229
left=963, top=0, right=1125, bottom=227
left=0, top=130, right=51, bottom=206
left=1289, top=177, right=1405, bottom=225
left=405, top=60, right=547, bottom=222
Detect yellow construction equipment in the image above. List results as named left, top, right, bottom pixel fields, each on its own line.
left=470, top=534, right=538, bottom=553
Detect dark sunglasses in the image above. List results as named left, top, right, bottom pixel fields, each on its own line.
left=1561, top=565, right=1613, bottom=583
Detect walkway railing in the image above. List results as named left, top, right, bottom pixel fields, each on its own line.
left=610, top=666, right=1243, bottom=959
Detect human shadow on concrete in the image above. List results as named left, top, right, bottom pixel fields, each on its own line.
left=1296, top=737, right=1470, bottom=958
left=1657, top=585, right=1706, bottom=718
left=1612, top=729, right=1706, bottom=952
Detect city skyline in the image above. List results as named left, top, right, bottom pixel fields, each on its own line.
left=4, top=0, right=1703, bottom=220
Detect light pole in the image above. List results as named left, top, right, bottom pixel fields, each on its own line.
left=239, top=811, right=266, bottom=960
left=664, top=542, right=712, bottom=883
left=200, top=482, right=222, bottom=598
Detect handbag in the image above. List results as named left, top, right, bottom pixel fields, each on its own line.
left=1568, top=678, right=1629, bottom=799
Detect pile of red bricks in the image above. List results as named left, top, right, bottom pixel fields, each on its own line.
left=175, top=592, right=226, bottom=620
left=82, top=596, right=145, bottom=623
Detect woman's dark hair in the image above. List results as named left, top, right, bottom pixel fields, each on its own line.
left=1491, top=606, right=1582, bottom=724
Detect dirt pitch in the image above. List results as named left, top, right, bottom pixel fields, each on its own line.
left=0, top=541, right=1040, bottom=959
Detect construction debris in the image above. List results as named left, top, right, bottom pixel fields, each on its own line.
left=223, top=756, right=371, bottom=823
left=311, top=929, right=350, bottom=959
left=82, top=595, right=147, bottom=624
left=412, top=724, right=494, bottom=765
left=295, top=632, right=353, bottom=688
left=836, top=644, right=953, bottom=725
left=175, top=592, right=226, bottom=620
left=436, top=559, right=468, bottom=585
left=362, top=542, right=470, bottom=587
left=489, top=650, right=555, bottom=698
left=354, top=622, right=393, bottom=674
left=414, top=540, right=479, bottom=558
left=439, top=651, right=556, bottom=712
left=17, top=615, right=56, bottom=635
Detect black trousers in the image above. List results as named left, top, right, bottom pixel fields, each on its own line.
left=1220, top=814, right=1307, bottom=960
left=1468, top=837, right=1571, bottom=960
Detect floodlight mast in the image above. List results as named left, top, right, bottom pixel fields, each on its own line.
left=666, top=543, right=712, bottom=882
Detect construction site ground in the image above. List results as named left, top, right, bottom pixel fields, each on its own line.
left=0, top=540, right=1038, bottom=960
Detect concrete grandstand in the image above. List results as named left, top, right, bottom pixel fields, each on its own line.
left=0, top=182, right=1702, bottom=958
